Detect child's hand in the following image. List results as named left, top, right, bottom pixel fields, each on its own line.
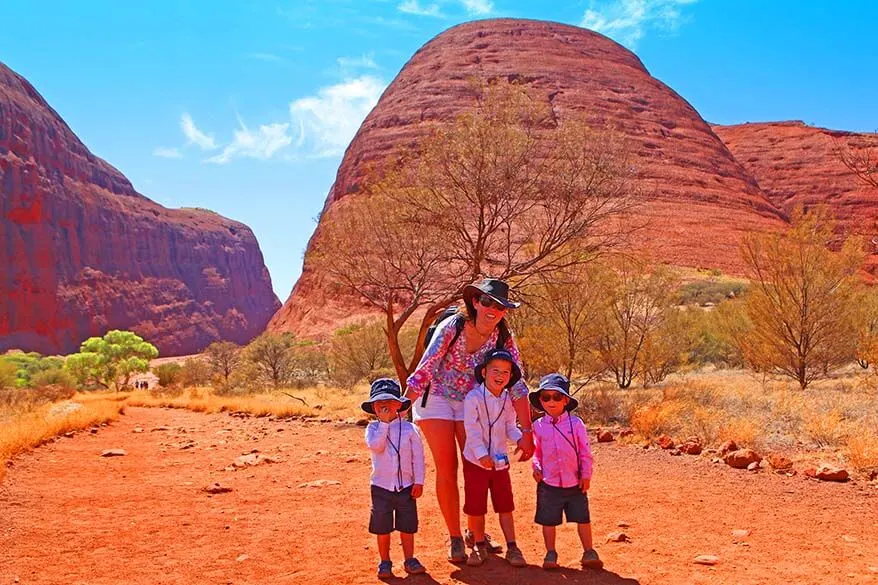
left=411, top=484, right=423, bottom=499
left=579, top=478, right=590, bottom=493
left=479, top=455, right=494, bottom=470
left=533, top=470, right=543, bottom=483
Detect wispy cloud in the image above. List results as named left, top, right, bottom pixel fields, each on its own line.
left=290, top=75, right=386, bottom=158
left=398, top=0, right=444, bottom=18
left=153, top=146, right=183, bottom=159
left=247, top=52, right=288, bottom=64
left=580, top=0, right=699, bottom=48
left=461, top=0, right=493, bottom=15
left=206, top=118, right=293, bottom=164
left=338, top=53, right=379, bottom=69
left=180, top=113, right=218, bottom=150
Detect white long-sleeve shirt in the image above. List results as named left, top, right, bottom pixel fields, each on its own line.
left=365, top=418, right=426, bottom=492
left=463, top=384, right=522, bottom=467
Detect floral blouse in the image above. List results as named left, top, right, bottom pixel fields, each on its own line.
left=406, top=316, right=529, bottom=402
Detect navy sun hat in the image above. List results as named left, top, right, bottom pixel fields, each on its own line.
left=474, top=348, right=522, bottom=389
left=361, top=378, right=411, bottom=414
left=463, top=278, right=521, bottom=315
left=529, top=373, right=578, bottom=412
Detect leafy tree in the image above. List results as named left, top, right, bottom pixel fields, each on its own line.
left=0, top=359, right=16, bottom=390
left=205, top=341, right=241, bottom=384
left=328, top=320, right=393, bottom=388
left=312, top=81, right=639, bottom=386
left=65, top=330, right=158, bottom=391
left=739, top=208, right=863, bottom=389
left=245, top=332, right=298, bottom=389
left=179, top=358, right=211, bottom=387
left=853, top=286, right=878, bottom=369
left=154, top=362, right=183, bottom=387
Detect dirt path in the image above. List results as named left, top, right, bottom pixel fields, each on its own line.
left=1, top=407, right=877, bottom=585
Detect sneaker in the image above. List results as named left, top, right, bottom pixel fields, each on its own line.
left=377, top=560, right=393, bottom=579
left=465, top=529, right=503, bottom=553
left=404, top=557, right=427, bottom=575
left=448, top=536, right=467, bottom=563
left=581, top=548, right=604, bottom=570
left=505, top=544, right=527, bottom=568
left=466, top=543, right=489, bottom=567
left=542, top=550, right=560, bottom=570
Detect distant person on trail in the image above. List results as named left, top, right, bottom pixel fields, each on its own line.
left=405, top=278, right=534, bottom=563
left=363, top=378, right=427, bottom=578
left=461, top=349, right=528, bottom=568
left=530, top=373, right=602, bottom=571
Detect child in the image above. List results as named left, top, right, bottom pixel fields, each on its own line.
left=530, top=373, right=602, bottom=570
left=363, top=378, right=427, bottom=578
left=462, top=349, right=528, bottom=568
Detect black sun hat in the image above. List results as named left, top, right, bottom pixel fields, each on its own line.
left=361, top=378, right=411, bottom=414
left=474, top=348, right=522, bottom=389
left=463, top=278, right=521, bottom=315
left=529, top=373, right=579, bottom=412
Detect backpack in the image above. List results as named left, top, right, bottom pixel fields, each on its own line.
left=418, top=305, right=511, bottom=407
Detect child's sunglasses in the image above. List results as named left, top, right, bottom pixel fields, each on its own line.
left=539, top=392, right=566, bottom=402
left=478, top=294, right=507, bottom=311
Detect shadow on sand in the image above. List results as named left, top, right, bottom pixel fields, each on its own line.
left=379, top=560, right=640, bottom=585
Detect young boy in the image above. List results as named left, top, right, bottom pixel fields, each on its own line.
left=462, top=349, right=528, bottom=568
left=530, top=373, right=602, bottom=570
left=363, top=378, right=427, bottom=578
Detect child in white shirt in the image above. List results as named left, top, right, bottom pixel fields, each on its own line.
left=363, top=378, right=427, bottom=578
left=462, top=349, right=528, bottom=568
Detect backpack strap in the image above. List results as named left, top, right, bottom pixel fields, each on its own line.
left=495, top=318, right=510, bottom=350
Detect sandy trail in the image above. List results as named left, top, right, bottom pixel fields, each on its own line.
left=1, top=407, right=876, bottom=585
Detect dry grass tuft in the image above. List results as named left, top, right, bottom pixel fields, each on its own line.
left=0, top=395, right=126, bottom=481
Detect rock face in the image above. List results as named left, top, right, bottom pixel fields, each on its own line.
left=713, top=121, right=878, bottom=276
left=0, top=62, right=280, bottom=355
left=271, top=18, right=788, bottom=337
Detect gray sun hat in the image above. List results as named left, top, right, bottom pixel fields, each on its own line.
left=529, top=373, right=578, bottom=412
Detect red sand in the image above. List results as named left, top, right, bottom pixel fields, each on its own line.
left=2, top=407, right=877, bottom=584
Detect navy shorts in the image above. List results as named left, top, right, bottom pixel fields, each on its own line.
left=534, top=481, right=591, bottom=526
left=369, top=485, right=418, bottom=534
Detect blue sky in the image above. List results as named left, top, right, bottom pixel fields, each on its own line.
left=2, top=0, right=876, bottom=302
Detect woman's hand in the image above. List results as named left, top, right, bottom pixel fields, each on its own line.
left=479, top=456, right=494, bottom=470
left=514, top=432, right=535, bottom=461
left=411, top=484, right=423, bottom=498
left=579, top=478, right=590, bottom=493
left=533, top=470, right=543, bottom=483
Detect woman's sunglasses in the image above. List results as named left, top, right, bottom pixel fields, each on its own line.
left=540, top=392, right=567, bottom=402
left=478, top=294, right=507, bottom=311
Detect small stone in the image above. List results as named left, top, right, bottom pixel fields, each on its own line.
left=868, top=469, right=877, bottom=481
left=101, top=449, right=127, bottom=457
left=841, top=535, right=857, bottom=543
left=90, top=428, right=99, bottom=434
left=345, top=457, right=358, bottom=463
left=724, top=448, right=761, bottom=469
left=151, top=426, right=172, bottom=432
left=670, top=449, right=682, bottom=456
left=718, top=440, right=738, bottom=455
left=617, top=521, right=631, bottom=528
left=203, top=483, right=233, bottom=494
left=606, top=531, right=631, bottom=543
left=597, top=430, right=615, bottom=443
left=619, top=428, right=634, bottom=438
left=731, top=529, right=751, bottom=540
left=694, top=555, right=719, bottom=566
left=656, top=434, right=675, bottom=450
left=815, top=464, right=849, bottom=482
left=679, top=441, right=703, bottom=455
left=132, top=427, right=144, bottom=434
left=236, top=554, right=249, bottom=562
left=747, top=461, right=759, bottom=471
left=64, top=431, right=75, bottom=438
left=868, top=566, right=878, bottom=573
left=315, top=450, right=328, bottom=455
left=299, top=479, right=342, bottom=488
left=767, top=454, right=793, bottom=470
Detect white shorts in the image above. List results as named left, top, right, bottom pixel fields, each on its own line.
left=412, top=392, right=465, bottom=422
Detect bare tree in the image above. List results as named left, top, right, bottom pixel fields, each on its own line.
left=328, top=320, right=394, bottom=388
left=739, top=207, right=863, bottom=389
left=313, top=81, right=640, bottom=386
left=205, top=341, right=241, bottom=385
left=838, top=142, right=878, bottom=188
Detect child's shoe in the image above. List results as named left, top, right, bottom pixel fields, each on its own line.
left=542, top=550, right=560, bottom=570
left=505, top=544, right=527, bottom=567
left=466, top=543, right=489, bottom=566
left=404, top=558, right=427, bottom=574
left=448, top=536, right=467, bottom=563
left=465, top=529, right=503, bottom=553
left=377, top=560, right=393, bottom=578
left=581, top=548, right=603, bottom=570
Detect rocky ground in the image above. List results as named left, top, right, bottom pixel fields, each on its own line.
left=1, top=407, right=877, bottom=584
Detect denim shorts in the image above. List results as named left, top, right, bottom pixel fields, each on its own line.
left=369, top=484, right=418, bottom=534
left=534, top=481, right=590, bottom=526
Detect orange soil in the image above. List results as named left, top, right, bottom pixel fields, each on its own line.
left=1, top=407, right=876, bottom=585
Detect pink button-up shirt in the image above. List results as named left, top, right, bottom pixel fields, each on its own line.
left=532, top=411, right=593, bottom=487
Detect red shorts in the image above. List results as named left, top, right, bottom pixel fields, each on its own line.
left=462, top=458, right=515, bottom=516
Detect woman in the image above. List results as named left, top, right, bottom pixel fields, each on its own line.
left=406, top=278, right=535, bottom=562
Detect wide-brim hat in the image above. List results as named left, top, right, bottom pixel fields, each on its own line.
left=361, top=378, right=411, bottom=414
left=529, top=373, right=578, bottom=412
left=474, top=349, right=522, bottom=389
left=463, top=278, right=521, bottom=314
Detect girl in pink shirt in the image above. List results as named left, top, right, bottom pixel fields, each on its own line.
left=530, top=373, right=602, bottom=571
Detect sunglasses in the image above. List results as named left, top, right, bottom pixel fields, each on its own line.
left=539, top=392, right=567, bottom=402
left=478, top=294, right=507, bottom=311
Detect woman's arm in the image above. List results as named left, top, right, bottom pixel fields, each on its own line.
left=512, top=397, right=535, bottom=460
left=405, top=316, right=459, bottom=399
